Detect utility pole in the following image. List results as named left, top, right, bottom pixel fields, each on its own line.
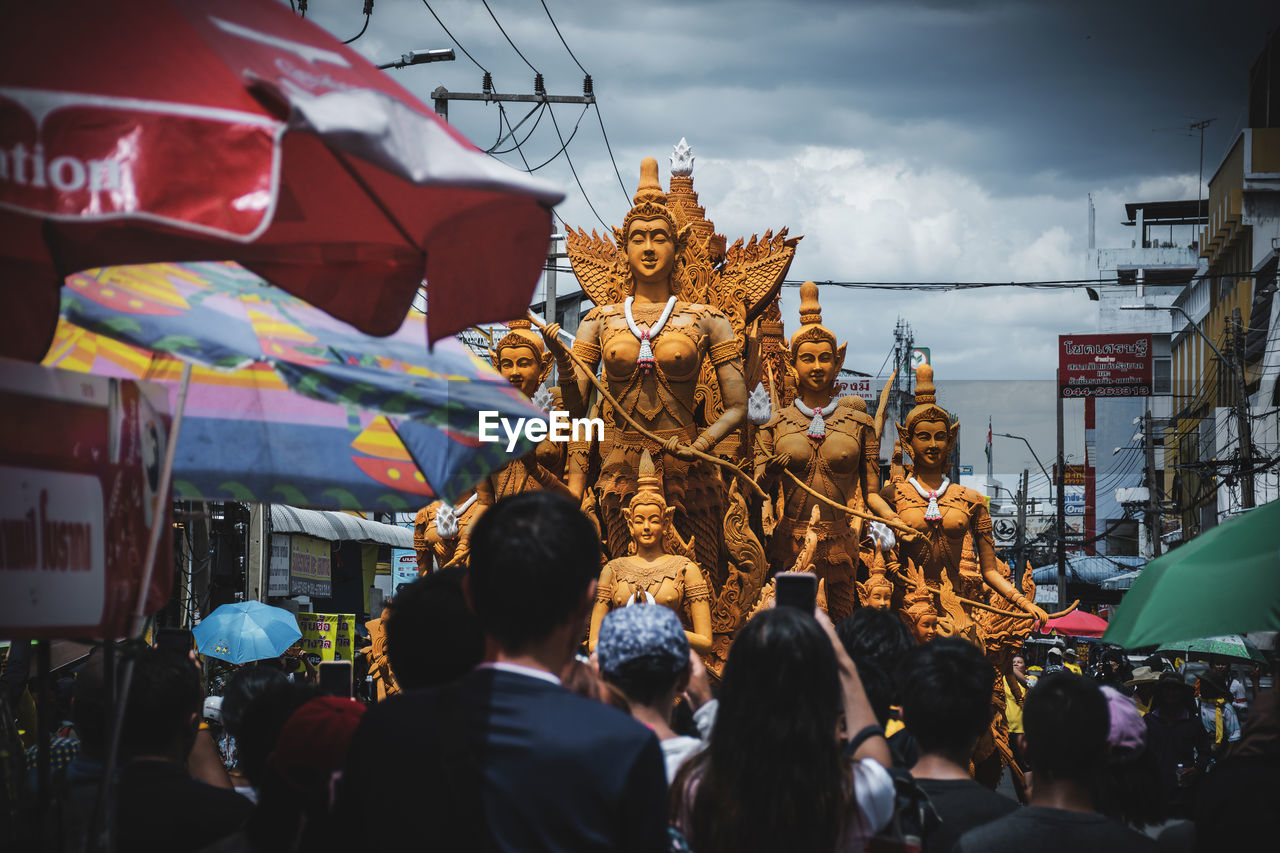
left=1055, top=377, right=1067, bottom=611
left=1014, top=468, right=1029, bottom=587
left=1230, top=308, right=1255, bottom=508
left=1143, top=410, right=1163, bottom=557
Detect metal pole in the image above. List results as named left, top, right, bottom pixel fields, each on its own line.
left=546, top=236, right=557, bottom=384
left=1145, top=409, right=1163, bottom=557
left=1015, top=468, right=1028, bottom=588
left=1056, top=381, right=1068, bottom=611
left=1231, top=309, right=1255, bottom=508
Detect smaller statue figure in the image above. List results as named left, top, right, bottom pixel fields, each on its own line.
left=361, top=603, right=398, bottom=701
left=588, top=451, right=714, bottom=656
left=414, top=490, right=480, bottom=572
left=857, top=520, right=898, bottom=611
left=885, top=364, right=1050, bottom=631
left=755, top=281, right=902, bottom=621
left=478, top=319, right=580, bottom=505
left=897, top=560, right=940, bottom=645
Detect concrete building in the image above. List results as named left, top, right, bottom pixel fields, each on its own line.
left=1169, top=29, right=1280, bottom=538
left=1085, top=199, right=1203, bottom=556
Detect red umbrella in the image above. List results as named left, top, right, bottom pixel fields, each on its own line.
left=0, top=0, right=563, bottom=361
left=1044, top=609, right=1109, bottom=639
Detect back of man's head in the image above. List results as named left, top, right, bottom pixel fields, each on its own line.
left=385, top=566, right=484, bottom=689
left=467, top=491, right=600, bottom=653
left=835, top=608, right=914, bottom=674
left=1024, top=671, right=1108, bottom=782
left=120, top=647, right=203, bottom=761
left=900, top=638, right=996, bottom=763
left=596, top=604, right=690, bottom=708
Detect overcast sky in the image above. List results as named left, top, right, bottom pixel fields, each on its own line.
left=298, top=0, right=1277, bottom=384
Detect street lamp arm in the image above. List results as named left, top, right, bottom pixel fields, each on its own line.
left=993, top=432, right=1053, bottom=485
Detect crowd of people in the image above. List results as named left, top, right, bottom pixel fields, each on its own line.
left=4, top=491, right=1278, bottom=852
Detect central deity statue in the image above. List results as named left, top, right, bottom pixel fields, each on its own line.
left=754, top=282, right=903, bottom=621
left=547, top=157, right=752, bottom=575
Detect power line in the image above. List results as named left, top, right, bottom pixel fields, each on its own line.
left=343, top=0, right=375, bottom=44
left=525, top=104, right=589, bottom=172
left=545, top=101, right=609, bottom=230
left=480, top=0, right=541, bottom=76
left=487, top=102, right=545, bottom=155
left=539, top=0, right=586, bottom=74
left=420, top=0, right=490, bottom=77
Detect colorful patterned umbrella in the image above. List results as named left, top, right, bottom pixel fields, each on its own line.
left=43, top=261, right=539, bottom=509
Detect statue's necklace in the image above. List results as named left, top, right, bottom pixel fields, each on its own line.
left=623, top=295, right=677, bottom=372
left=435, top=492, right=479, bottom=538
left=907, top=476, right=949, bottom=523
left=794, top=398, right=838, bottom=438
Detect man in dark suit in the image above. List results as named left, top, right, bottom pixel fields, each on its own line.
left=335, top=491, right=668, bottom=852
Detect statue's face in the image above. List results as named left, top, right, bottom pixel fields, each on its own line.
left=909, top=419, right=951, bottom=471
left=628, top=501, right=666, bottom=548
left=497, top=344, right=541, bottom=398
left=794, top=341, right=836, bottom=395
left=626, top=217, right=676, bottom=287
left=865, top=583, right=891, bottom=611
left=915, top=613, right=939, bottom=644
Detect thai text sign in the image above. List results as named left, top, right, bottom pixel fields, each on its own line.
left=268, top=534, right=291, bottom=597
left=0, top=360, right=171, bottom=638
left=298, top=612, right=355, bottom=662
left=289, top=534, right=331, bottom=598
left=1058, top=334, right=1152, bottom=398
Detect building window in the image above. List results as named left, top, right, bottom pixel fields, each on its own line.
left=1154, top=357, right=1172, bottom=394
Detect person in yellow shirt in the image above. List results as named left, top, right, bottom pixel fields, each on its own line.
left=1063, top=647, right=1083, bottom=675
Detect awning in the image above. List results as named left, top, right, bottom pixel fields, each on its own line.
left=270, top=505, right=413, bottom=549
left=1031, top=555, right=1146, bottom=587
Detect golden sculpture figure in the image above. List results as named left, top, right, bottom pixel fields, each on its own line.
left=897, top=559, right=941, bottom=645
left=588, top=452, right=714, bottom=656
left=883, top=364, right=1051, bottom=635
left=545, top=155, right=788, bottom=576
left=413, top=490, right=480, bottom=573
left=754, top=282, right=903, bottom=621
left=361, top=604, right=398, bottom=701
left=480, top=319, right=579, bottom=504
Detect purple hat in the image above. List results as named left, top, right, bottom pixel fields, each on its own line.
left=1100, top=685, right=1147, bottom=756
left=596, top=603, right=689, bottom=675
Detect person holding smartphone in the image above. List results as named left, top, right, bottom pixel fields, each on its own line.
left=671, top=603, right=895, bottom=853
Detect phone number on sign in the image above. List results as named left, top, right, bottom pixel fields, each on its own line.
left=1060, top=385, right=1150, bottom=398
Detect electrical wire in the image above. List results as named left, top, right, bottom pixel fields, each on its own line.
left=487, top=102, right=545, bottom=155
left=480, top=0, right=540, bottom=75
left=594, top=104, right=632, bottom=203
left=420, top=0, right=490, bottom=76
left=342, top=1, right=374, bottom=45
left=539, top=0, right=586, bottom=74
left=545, top=101, right=609, bottom=230
left=524, top=104, right=589, bottom=172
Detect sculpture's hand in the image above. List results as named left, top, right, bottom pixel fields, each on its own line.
left=1026, top=602, right=1051, bottom=624
left=764, top=451, right=791, bottom=476
left=540, top=321, right=568, bottom=356
left=663, top=436, right=697, bottom=460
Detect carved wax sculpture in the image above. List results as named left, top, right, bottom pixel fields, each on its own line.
left=884, top=363, right=1051, bottom=634
left=362, top=605, right=399, bottom=701
left=481, top=319, right=578, bottom=503
left=413, top=490, right=480, bottom=573
left=588, top=451, right=714, bottom=656
left=754, top=282, right=902, bottom=621
left=897, top=559, right=941, bottom=645
left=551, top=153, right=788, bottom=579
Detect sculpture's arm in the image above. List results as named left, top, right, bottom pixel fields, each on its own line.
left=587, top=564, right=615, bottom=652
left=546, top=313, right=600, bottom=420
left=683, top=561, right=714, bottom=657
left=973, top=503, right=1049, bottom=622
left=697, top=312, right=748, bottom=453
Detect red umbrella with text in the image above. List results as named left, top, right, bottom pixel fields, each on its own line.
left=0, top=0, right=564, bottom=363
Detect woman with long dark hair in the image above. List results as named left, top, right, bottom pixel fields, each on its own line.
left=671, top=607, right=895, bottom=852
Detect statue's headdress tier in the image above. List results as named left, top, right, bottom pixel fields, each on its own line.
left=619, top=158, right=679, bottom=251
left=789, top=281, right=839, bottom=353
left=665, top=137, right=726, bottom=261
left=494, top=317, right=545, bottom=357
left=903, top=362, right=953, bottom=435
left=628, top=450, right=668, bottom=513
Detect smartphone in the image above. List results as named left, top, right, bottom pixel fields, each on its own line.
left=318, top=660, right=354, bottom=697
left=156, top=628, right=194, bottom=656
left=775, top=572, right=818, bottom=612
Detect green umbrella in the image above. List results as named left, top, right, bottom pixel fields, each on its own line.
left=1157, top=635, right=1268, bottom=664
left=1102, top=500, right=1280, bottom=648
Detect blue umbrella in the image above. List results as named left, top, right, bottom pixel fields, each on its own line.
left=193, top=601, right=302, bottom=665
